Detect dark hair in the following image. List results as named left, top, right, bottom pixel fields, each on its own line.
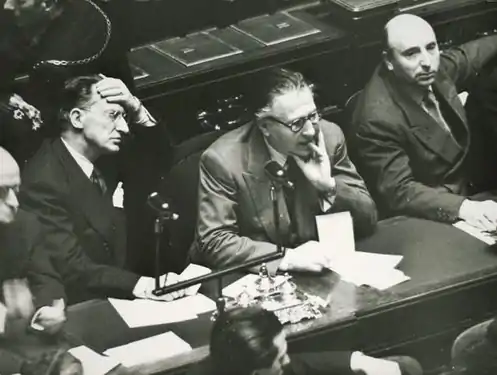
left=246, top=68, right=312, bottom=114
left=57, top=75, right=103, bottom=127
left=210, top=306, right=284, bottom=375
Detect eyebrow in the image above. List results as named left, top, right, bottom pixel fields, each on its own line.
left=401, top=46, right=420, bottom=56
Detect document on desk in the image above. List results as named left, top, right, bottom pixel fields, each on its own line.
left=453, top=220, right=497, bottom=245
left=69, top=346, right=120, bottom=375
left=108, top=294, right=216, bottom=328
left=104, top=331, right=192, bottom=368
left=326, top=251, right=409, bottom=290
left=316, top=211, right=355, bottom=253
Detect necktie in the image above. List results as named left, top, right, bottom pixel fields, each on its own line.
left=423, top=91, right=453, bottom=135
left=90, top=167, right=107, bottom=195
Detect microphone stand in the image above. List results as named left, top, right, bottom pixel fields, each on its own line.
left=151, top=180, right=287, bottom=318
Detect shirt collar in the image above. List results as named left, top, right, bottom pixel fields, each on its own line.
left=61, top=138, right=94, bottom=178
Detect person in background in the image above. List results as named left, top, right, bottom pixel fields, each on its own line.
left=188, top=306, right=422, bottom=375
left=20, top=75, right=189, bottom=305
left=191, top=68, right=376, bottom=274
left=0, top=147, right=68, bottom=374
left=351, top=14, right=497, bottom=230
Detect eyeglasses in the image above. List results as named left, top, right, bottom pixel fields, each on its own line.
left=0, top=185, right=19, bottom=201
left=81, top=107, right=127, bottom=123
left=267, top=110, right=320, bottom=133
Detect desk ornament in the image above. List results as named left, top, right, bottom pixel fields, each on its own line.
left=227, top=265, right=326, bottom=325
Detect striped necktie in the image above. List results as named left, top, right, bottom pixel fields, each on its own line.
left=90, top=167, right=107, bottom=195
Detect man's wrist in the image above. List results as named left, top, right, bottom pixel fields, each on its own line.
left=130, top=96, right=156, bottom=127
left=321, top=177, right=337, bottom=203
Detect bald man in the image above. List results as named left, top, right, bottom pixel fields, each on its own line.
left=0, top=147, right=68, bottom=373
left=351, top=14, right=497, bottom=230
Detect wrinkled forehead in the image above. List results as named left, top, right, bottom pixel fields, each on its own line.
left=387, top=17, right=437, bottom=52
left=269, top=87, right=316, bottom=121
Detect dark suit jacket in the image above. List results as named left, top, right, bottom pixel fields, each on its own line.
left=191, top=120, right=376, bottom=273
left=465, top=63, right=497, bottom=192
left=0, top=210, right=42, bottom=374
left=352, top=35, right=497, bottom=222
left=20, top=138, right=140, bottom=305
left=187, top=352, right=354, bottom=375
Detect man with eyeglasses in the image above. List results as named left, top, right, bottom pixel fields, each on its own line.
left=351, top=14, right=497, bottom=229
left=19, top=75, right=190, bottom=304
left=191, top=68, right=376, bottom=273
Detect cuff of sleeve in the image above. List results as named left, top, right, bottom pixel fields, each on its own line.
left=30, top=307, right=49, bottom=331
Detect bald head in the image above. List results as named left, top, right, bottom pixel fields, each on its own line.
left=0, top=147, right=20, bottom=224
left=385, top=14, right=435, bottom=52
left=383, top=14, right=440, bottom=88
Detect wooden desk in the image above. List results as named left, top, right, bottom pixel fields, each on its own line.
left=62, top=216, right=497, bottom=374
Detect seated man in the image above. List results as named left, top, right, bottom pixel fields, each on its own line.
left=0, top=147, right=69, bottom=373
left=20, top=75, right=188, bottom=305
left=188, top=305, right=422, bottom=375
left=191, top=68, right=377, bottom=273
left=351, top=14, right=497, bottom=231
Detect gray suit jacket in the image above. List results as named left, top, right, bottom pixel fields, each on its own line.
left=352, top=35, right=497, bottom=222
left=191, top=120, right=376, bottom=273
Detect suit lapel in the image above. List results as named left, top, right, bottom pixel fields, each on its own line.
left=242, top=126, right=292, bottom=244
left=53, top=139, right=116, bottom=244
left=385, top=72, right=463, bottom=165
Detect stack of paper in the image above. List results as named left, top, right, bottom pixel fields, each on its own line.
left=317, top=212, right=410, bottom=290
left=108, top=263, right=215, bottom=328
left=109, top=293, right=216, bottom=328
left=104, top=332, right=192, bottom=368
left=68, top=346, right=120, bottom=375
left=453, top=220, right=496, bottom=245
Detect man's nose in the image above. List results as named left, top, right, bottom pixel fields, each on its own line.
left=282, top=354, right=291, bottom=367
left=300, top=119, right=316, bottom=138
left=419, top=50, right=432, bottom=69
left=116, top=117, right=130, bottom=134
left=6, top=189, right=19, bottom=209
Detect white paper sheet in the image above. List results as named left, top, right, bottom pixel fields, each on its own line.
left=104, top=332, right=192, bottom=368
left=326, top=251, right=408, bottom=290
left=453, top=221, right=496, bottom=245
left=69, top=346, right=120, bottom=375
left=316, top=211, right=355, bottom=253
left=108, top=294, right=216, bottom=328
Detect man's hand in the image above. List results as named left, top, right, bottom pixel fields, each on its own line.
left=133, top=273, right=189, bottom=302
left=279, top=241, right=330, bottom=273
left=459, top=200, right=497, bottom=232
left=293, top=130, right=333, bottom=193
left=32, top=299, right=66, bottom=334
left=3, top=279, right=34, bottom=320
left=95, top=76, right=140, bottom=113
left=350, top=352, right=402, bottom=375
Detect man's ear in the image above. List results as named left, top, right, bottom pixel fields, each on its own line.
left=382, top=50, right=394, bottom=71
left=68, top=108, right=85, bottom=130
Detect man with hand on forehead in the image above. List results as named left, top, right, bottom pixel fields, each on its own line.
left=20, top=75, right=191, bottom=305
left=191, top=68, right=376, bottom=273
left=352, top=14, right=497, bottom=230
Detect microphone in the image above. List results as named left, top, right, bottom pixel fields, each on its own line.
left=147, top=192, right=179, bottom=220
left=264, top=161, right=294, bottom=189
